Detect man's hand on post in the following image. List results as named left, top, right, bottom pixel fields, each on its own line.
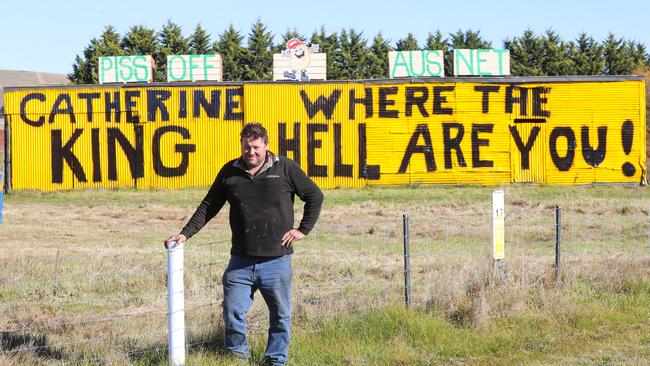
left=164, top=234, right=187, bottom=249
left=281, top=229, right=304, bottom=248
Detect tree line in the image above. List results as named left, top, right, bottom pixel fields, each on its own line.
left=69, top=19, right=650, bottom=83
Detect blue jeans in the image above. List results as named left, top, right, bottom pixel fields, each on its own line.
left=222, top=255, right=292, bottom=365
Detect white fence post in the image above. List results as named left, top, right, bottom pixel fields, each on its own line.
left=167, top=242, right=186, bottom=366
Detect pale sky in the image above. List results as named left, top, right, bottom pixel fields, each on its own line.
left=2, top=0, right=649, bottom=75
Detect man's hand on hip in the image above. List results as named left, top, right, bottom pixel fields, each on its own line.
left=281, top=229, right=304, bottom=248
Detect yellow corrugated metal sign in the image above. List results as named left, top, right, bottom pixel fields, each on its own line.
left=4, top=85, right=244, bottom=190
left=244, top=83, right=362, bottom=189
left=3, top=77, right=646, bottom=191
left=510, top=123, right=546, bottom=183
left=361, top=82, right=512, bottom=186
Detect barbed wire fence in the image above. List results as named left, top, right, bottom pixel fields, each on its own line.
left=1, top=195, right=649, bottom=364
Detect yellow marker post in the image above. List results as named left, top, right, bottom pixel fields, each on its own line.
left=492, top=189, right=505, bottom=261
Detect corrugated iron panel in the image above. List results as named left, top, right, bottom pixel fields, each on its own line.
left=3, top=78, right=646, bottom=191
left=5, top=85, right=243, bottom=190
left=244, top=83, right=362, bottom=189
left=538, top=81, right=645, bottom=184
left=510, top=123, right=546, bottom=183
left=365, top=82, right=511, bottom=185
left=640, top=80, right=647, bottom=183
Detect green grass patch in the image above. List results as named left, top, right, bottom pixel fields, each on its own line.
left=284, top=279, right=650, bottom=365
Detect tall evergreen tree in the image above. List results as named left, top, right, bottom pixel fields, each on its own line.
left=367, top=32, right=392, bottom=79
left=571, top=32, right=604, bottom=75
left=425, top=30, right=451, bottom=76
left=159, top=20, right=189, bottom=53
left=69, top=38, right=99, bottom=84
left=122, top=25, right=158, bottom=55
left=97, top=25, right=124, bottom=55
left=337, top=29, right=370, bottom=79
left=189, top=23, right=213, bottom=54
left=69, top=25, right=123, bottom=84
left=539, top=29, right=575, bottom=75
left=396, top=33, right=419, bottom=51
left=425, top=31, right=447, bottom=51
left=504, top=29, right=545, bottom=76
left=214, top=24, right=246, bottom=81
left=243, top=19, right=274, bottom=80
left=629, top=41, right=649, bottom=68
left=310, top=26, right=340, bottom=79
left=72, top=22, right=650, bottom=82
left=603, top=33, right=636, bottom=75
left=449, top=29, right=491, bottom=49
left=156, top=20, right=189, bottom=81
left=449, top=29, right=491, bottom=76
left=69, top=54, right=86, bottom=84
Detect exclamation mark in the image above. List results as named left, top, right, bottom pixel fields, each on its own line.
left=621, top=120, right=636, bottom=177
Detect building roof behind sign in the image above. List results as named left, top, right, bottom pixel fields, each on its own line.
left=0, top=69, right=71, bottom=120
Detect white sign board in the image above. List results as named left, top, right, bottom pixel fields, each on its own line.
left=167, top=54, right=223, bottom=82
left=273, top=53, right=327, bottom=81
left=389, top=50, right=444, bottom=78
left=99, top=55, right=154, bottom=83
left=453, top=49, right=510, bottom=76
left=492, top=189, right=505, bottom=260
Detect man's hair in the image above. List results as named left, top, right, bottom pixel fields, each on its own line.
left=240, top=122, right=269, bottom=144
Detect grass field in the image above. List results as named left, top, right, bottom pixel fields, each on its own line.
left=0, top=184, right=649, bottom=365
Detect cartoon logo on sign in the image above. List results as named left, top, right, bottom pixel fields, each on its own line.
left=281, top=38, right=319, bottom=81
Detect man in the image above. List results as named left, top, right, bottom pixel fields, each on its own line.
left=165, top=122, right=323, bottom=365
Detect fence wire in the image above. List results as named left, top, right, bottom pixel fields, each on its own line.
left=1, top=198, right=649, bottom=364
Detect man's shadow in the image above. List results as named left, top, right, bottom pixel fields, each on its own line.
left=128, top=324, right=232, bottom=363
left=0, top=331, right=64, bottom=360
left=2, top=324, right=249, bottom=364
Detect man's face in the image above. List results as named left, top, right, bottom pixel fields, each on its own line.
left=241, top=137, right=268, bottom=169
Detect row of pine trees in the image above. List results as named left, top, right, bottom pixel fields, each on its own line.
left=70, top=19, right=650, bottom=84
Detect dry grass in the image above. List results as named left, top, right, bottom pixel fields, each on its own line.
left=0, top=185, right=649, bottom=364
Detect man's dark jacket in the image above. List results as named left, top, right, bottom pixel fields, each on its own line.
left=181, top=153, right=324, bottom=257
